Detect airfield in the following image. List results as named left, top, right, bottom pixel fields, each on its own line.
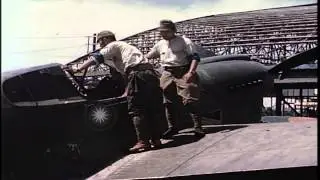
left=85, top=4, right=318, bottom=178
left=88, top=117, right=317, bottom=179
left=1, top=3, right=317, bottom=180
left=46, top=3, right=320, bottom=179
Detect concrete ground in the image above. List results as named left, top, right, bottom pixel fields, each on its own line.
left=88, top=118, right=317, bottom=180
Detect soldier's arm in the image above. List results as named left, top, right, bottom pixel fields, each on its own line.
left=145, top=43, right=160, bottom=60
left=76, top=44, right=116, bottom=72
left=99, top=44, right=125, bottom=74
left=120, top=76, right=129, bottom=97
left=185, top=38, right=200, bottom=74
left=188, top=59, right=199, bottom=75
left=76, top=56, right=97, bottom=72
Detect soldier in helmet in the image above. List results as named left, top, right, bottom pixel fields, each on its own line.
left=145, top=20, right=205, bottom=138
left=72, top=30, right=164, bottom=153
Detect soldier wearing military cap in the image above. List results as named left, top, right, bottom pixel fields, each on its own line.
left=146, top=20, right=205, bottom=138
left=73, top=30, right=164, bottom=153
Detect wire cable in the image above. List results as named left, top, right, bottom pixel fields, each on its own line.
left=15, top=35, right=93, bottom=39
left=10, top=44, right=88, bottom=54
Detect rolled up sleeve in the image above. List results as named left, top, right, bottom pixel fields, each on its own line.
left=184, top=37, right=200, bottom=62
left=90, top=53, right=104, bottom=64
left=146, top=43, right=160, bottom=59
left=100, top=44, right=116, bottom=62
left=98, top=44, right=122, bottom=73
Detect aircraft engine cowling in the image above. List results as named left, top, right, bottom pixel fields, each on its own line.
left=197, top=60, right=273, bottom=124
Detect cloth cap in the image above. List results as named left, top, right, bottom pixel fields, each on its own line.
left=159, top=19, right=176, bottom=32
left=97, top=30, right=115, bottom=41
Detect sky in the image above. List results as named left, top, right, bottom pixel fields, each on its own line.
left=1, top=0, right=316, bottom=72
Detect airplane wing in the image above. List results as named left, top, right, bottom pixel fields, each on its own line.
left=88, top=118, right=317, bottom=180
left=268, top=46, right=319, bottom=74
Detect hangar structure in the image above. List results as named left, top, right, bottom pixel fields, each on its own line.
left=120, top=3, right=318, bottom=117
left=122, top=3, right=317, bottom=65
left=74, top=4, right=317, bottom=117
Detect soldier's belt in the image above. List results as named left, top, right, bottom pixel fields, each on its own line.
left=164, top=65, right=189, bottom=72
left=126, top=63, right=154, bottom=75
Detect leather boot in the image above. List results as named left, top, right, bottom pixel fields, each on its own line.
left=165, top=103, right=177, bottom=129
left=150, top=139, right=162, bottom=149
left=129, top=140, right=151, bottom=153
left=162, top=127, right=179, bottom=139
left=190, top=113, right=205, bottom=138
left=132, top=115, right=148, bottom=143
left=162, top=104, right=179, bottom=139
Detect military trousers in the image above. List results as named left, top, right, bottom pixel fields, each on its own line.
left=160, top=66, right=203, bottom=129
left=126, top=65, right=165, bottom=142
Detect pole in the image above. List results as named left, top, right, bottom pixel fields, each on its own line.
left=93, top=33, right=97, bottom=51
left=87, top=36, right=90, bottom=53
left=275, top=87, right=282, bottom=116
left=299, top=88, right=303, bottom=116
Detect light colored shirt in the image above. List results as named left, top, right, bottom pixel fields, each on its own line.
left=96, top=41, right=148, bottom=74
left=146, top=35, right=197, bottom=67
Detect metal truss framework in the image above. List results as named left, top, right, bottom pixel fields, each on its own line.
left=67, top=4, right=317, bottom=91
left=122, top=4, right=317, bottom=65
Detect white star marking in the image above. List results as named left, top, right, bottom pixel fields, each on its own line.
left=91, top=107, right=111, bottom=124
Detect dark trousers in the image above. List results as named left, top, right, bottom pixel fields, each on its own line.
left=127, top=67, right=164, bottom=142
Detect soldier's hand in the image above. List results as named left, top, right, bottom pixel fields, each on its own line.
left=61, top=65, right=70, bottom=70
left=62, top=65, right=80, bottom=74
left=183, top=72, right=194, bottom=83
left=75, top=67, right=82, bottom=73
left=120, top=91, right=128, bottom=98
left=62, top=65, right=74, bottom=72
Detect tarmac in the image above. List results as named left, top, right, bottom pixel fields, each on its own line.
left=88, top=118, right=317, bottom=180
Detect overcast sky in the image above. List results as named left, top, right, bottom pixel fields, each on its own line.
left=1, top=0, right=316, bottom=71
